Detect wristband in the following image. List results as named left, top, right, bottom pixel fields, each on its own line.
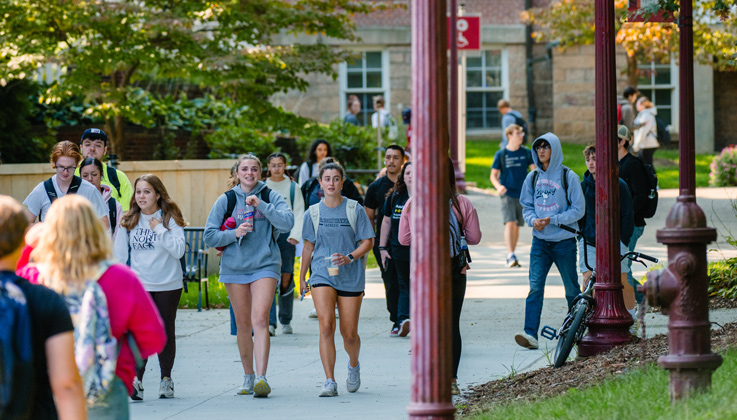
left=379, top=246, right=387, bottom=251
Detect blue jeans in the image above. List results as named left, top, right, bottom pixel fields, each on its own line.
left=524, top=237, right=580, bottom=339
left=394, top=257, right=411, bottom=324
left=626, top=225, right=646, bottom=304
left=269, top=232, right=296, bottom=327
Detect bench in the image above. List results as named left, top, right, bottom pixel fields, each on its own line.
left=183, top=227, right=209, bottom=311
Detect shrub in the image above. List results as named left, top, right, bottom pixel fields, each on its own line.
left=708, top=258, right=737, bottom=299
left=709, top=145, right=737, bottom=187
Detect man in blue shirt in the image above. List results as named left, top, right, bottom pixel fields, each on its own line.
left=490, top=124, right=536, bottom=267
left=497, top=99, right=526, bottom=149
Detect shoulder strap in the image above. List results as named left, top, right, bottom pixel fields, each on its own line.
left=500, top=148, right=507, bottom=173
left=260, top=186, right=271, bottom=204
left=106, top=166, right=121, bottom=196
left=68, top=176, right=82, bottom=195
left=108, top=200, right=117, bottom=236
left=531, top=170, right=539, bottom=197
left=223, top=190, right=237, bottom=227
left=562, top=167, right=571, bottom=207
left=290, top=181, right=296, bottom=208
left=44, top=178, right=58, bottom=203
left=345, top=199, right=358, bottom=234
left=309, top=203, right=320, bottom=237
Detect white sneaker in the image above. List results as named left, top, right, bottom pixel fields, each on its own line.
left=131, top=377, right=143, bottom=401
left=238, top=374, right=255, bottom=395
left=281, top=324, right=293, bottom=334
left=308, top=308, right=318, bottom=319
left=319, top=379, right=338, bottom=397
left=346, top=363, right=361, bottom=393
left=514, top=332, right=539, bottom=349
left=269, top=325, right=276, bottom=336
left=159, top=377, right=174, bottom=399
left=253, top=376, right=271, bottom=398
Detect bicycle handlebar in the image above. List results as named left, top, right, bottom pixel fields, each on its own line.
left=556, top=223, right=658, bottom=266
left=631, top=252, right=658, bottom=263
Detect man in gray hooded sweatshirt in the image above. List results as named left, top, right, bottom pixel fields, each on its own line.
left=514, top=133, right=585, bottom=350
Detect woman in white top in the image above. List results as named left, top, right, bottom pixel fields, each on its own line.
left=298, top=139, right=332, bottom=187
left=113, top=173, right=186, bottom=399
left=632, top=95, right=660, bottom=166
left=23, top=140, right=110, bottom=229
left=265, top=152, right=306, bottom=335
left=79, top=157, right=124, bottom=241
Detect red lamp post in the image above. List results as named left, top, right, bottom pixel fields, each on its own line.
left=407, top=0, right=454, bottom=419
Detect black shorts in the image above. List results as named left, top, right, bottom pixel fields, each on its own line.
left=311, top=284, right=364, bottom=297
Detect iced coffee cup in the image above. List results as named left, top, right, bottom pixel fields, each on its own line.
left=326, top=256, right=339, bottom=276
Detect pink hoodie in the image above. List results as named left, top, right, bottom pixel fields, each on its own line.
left=398, top=194, right=482, bottom=254
left=19, top=264, right=166, bottom=394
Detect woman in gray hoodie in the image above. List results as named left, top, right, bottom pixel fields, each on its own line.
left=204, top=154, right=294, bottom=398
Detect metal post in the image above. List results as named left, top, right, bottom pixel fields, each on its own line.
left=449, top=0, right=467, bottom=193
left=640, top=0, right=722, bottom=402
left=407, top=0, right=454, bottom=418
left=577, top=0, right=632, bottom=357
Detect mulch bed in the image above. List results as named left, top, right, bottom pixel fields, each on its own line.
left=459, top=322, right=737, bottom=417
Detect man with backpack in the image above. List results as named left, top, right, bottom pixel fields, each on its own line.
left=0, top=195, right=86, bottom=420
left=75, top=128, right=134, bottom=211
left=515, top=133, right=585, bottom=350
left=497, top=99, right=528, bottom=149
left=364, top=145, right=407, bottom=336
left=490, top=124, right=536, bottom=268
left=617, top=125, right=656, bottom=304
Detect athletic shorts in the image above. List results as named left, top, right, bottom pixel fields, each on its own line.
left=277, top=232, right=296, bottom=274
left=311, top=283, right=364, bottom=297
left=500, top=195, right=524, bottom=226
left=220, top=272, right=280, bottom=284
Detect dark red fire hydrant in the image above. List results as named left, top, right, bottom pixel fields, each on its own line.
left=638, top=196, right=722, bottom=402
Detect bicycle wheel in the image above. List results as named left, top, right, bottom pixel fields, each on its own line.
left=553, top=302, right=588, bottom=368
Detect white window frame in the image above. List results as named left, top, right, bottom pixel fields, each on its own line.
left=464, top=47, right=509, bottom=133
left=339, top=50, right=390, bottom=122
left=637, top=57, right=679, bottom=132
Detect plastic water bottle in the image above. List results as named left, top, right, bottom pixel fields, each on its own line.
left=244, top=204, right=254, bottom=232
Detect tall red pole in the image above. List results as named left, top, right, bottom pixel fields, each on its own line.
left=449, top=0, right=466, bottom=193
left=577, top=0, right=632, bottom=356
left=640, top=0, right=722, bottom=402
left=407, top=0, right=454, bottom=419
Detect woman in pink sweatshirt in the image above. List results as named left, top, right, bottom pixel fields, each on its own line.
left=21, top=194, right=166, bottom=419
left=398, top=158, right=481, bottom=396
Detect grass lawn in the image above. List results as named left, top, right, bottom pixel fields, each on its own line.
left=465, top=348, right=737, bottom=420
left=179, top=252, right=380, bottom=309
left=465, top=139, right=715, bottom=190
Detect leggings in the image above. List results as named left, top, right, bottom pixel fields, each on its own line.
left=451, top=259, right=467, bottom=379
left=136, top=288, right=182, bottom=380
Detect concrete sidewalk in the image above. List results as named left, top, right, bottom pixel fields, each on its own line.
left=131, top=187, right=737, bottom=419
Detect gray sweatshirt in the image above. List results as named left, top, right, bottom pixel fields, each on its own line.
left=204, top=182, right=295, bottom=275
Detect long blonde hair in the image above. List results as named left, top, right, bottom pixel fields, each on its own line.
left=31, top=195, right=111, bottom=292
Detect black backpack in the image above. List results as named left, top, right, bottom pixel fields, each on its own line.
left=0, top=273, right=34, bottom=420
left=512, top=113, right=529, bottom=145
left=641, top=162, right=659, bottom=218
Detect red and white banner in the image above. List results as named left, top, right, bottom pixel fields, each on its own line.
left=447, top=16, right=481, bottom=50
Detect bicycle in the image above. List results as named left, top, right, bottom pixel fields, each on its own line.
left=540, top=224, right=658, bottom=368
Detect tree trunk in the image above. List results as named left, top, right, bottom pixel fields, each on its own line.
left=627, top=53, right=639, bottom=88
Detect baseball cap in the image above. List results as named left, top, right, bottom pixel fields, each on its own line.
left=81, top=128, right=108, bottom=144
left=617, top=125, right=631, bottom=141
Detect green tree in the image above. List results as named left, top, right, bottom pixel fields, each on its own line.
left=0, top=1, right=388, bottom=159
left=521, top=0, right=737, bottom=87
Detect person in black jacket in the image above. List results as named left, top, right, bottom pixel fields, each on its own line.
left=301, top=157, right=364, bottom=207
left=616, top=126, right=650, bottom=304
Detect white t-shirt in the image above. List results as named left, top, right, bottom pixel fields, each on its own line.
left=23, top=175, right=109, bottom=222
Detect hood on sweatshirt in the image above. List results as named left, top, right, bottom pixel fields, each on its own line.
left=530, top=132, right=564, bottom=172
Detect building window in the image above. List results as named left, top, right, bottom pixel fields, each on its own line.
left=340, top=51, right=389, bottom=127
left=466, top=49, right=507, bottom=130
left=637, top=59, right=678, bottom=127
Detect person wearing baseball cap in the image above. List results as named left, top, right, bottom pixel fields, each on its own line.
left=75, top=128, right=134, bottom=211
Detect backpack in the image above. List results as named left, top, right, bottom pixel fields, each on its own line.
left=107, top=199, right=117, bottom=236
left=63, top=261, right=118, bottom=404
left=641, top=162, right=659, bottom=218
left=0, top=273, right=33, bottom=420
left=512, top=113, right=529, bottom=145
left=42, top=176, right=82, bottom=221
left=106, top=166, right=122, bottom=197
left=655, top=117, right=671, bottom=146
left=531, top=167, right=572, bottom=207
